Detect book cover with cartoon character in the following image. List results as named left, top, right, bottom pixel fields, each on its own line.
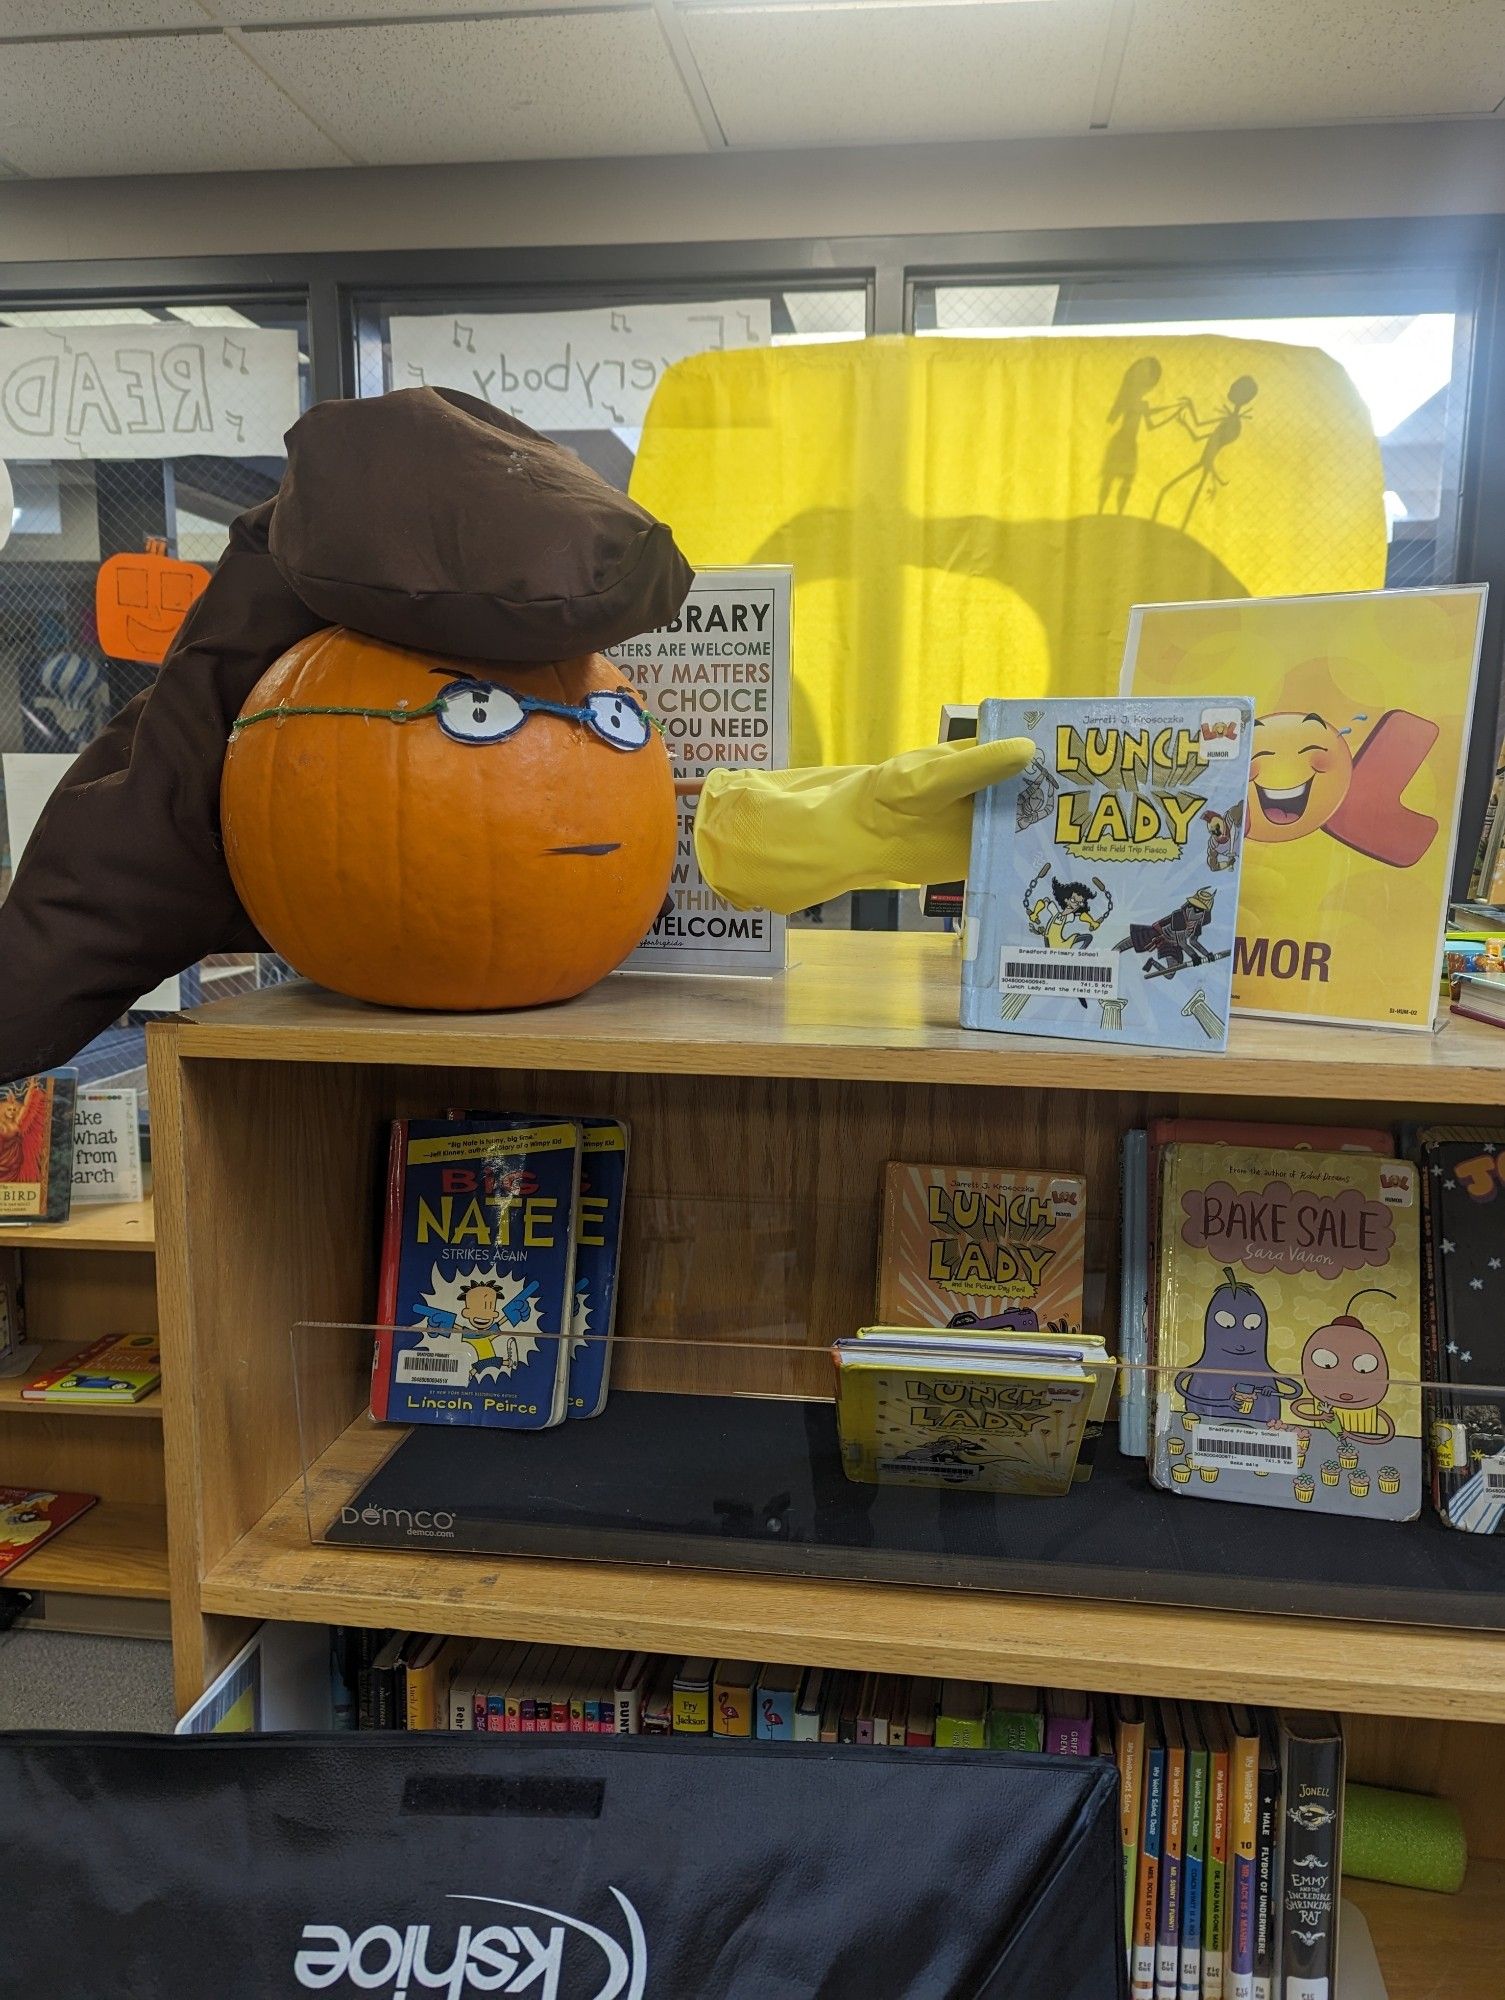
left=834, top=1334, right=1097, bottom=1496
left=566, top=1118, right=629, bottom=1421
left=1122, top=586, right=1487, bottom=1031
left=0, top=1069, right=78, bottom=1223
left=0, top=1486, right=97, bottom=1577
left=1417, top=1125, right=1505, bottom=1534
left=877, top=1161, right=1086, bottom=1331
left=1153, top=1143, right=1422, bottom=1518
left=373, top=1116, right=581, bottom=1430
left=961, top=697, right=1253, bottom=1050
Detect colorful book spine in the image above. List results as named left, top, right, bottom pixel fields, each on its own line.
left=712, top=1661, right=755, bottom=1738
left=755, top=1665, right=800, bottom=1741
left=1252, top=1730, right=1280, bottom=2000
left=905, top=1677, right=938, bottom=1748
left=1276, top=1714, right=1344, bottom=2000
left=987, top=1684, right=1044, bottom=1752
left=1114, top=1698, right=1147, bottom=1962
left=1134, top=1728, right=1165, bottom=2000
left=566, top=1118, right=628, bottom=1420
left=1203, top=1718, right=1231, bottom=2000
left=672, top=1658, right=712, bottom=1736
left=1180, top=1713, right=1208, bottom=2000
left=935, top=1679, right=986, bottom=1748
left=1045, top=1688, right=1092, bottom=1755
left=1228, top=1710, right=1260, bottom=2000
left=1157, top=1707, right=1186, bottom=2000
left=794, top=1668, right=826, bottom=1743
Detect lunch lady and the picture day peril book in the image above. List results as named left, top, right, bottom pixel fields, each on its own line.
left=962, top=697, right=1254, bottom=1050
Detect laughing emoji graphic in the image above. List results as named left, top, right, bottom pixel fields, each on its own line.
left=1247, top=706, right=1440, bottom=867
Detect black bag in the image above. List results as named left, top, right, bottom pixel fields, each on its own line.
left=0, top=1731, right=1127, bottom=1999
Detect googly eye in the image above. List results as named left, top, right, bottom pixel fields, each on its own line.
left=584, top=689, right=651, bottom=751
left=1310, top=1347, right=1338, bottom=1369
left=436, top=679, right=525, bottom=744
left=1353, top=1352, right=1379, bottom=1373
left=1214, top=1310, right=1235, bottom=1328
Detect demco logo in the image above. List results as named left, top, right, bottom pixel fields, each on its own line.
left=339, top=1504, right=456, bottom=1533
left=294, top=1888, right=647, bottom=2000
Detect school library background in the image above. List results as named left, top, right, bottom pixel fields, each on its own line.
left=6, top=12, right=1505, bottom=1998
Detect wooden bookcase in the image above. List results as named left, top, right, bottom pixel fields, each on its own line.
left=148, top=932, right=1505, bottom=1997
left=0, top=1197, right=166, bottom=1604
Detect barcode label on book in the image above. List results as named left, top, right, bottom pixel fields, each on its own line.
left=396, top=1350, right=466, bottom=1382
left=999, top=946, right=1119, bottom=999
left=1190, top=1423, right=1299, bottom=1473
left=1483, top=1454, right=1505, bottom=1497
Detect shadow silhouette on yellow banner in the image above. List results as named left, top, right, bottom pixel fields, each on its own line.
left=630, top=335, right=1388, bottom=768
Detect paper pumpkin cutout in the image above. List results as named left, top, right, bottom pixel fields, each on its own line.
left=220, top=628, right=677, bottom=1012
left=95, top=537, right=210, bottom=666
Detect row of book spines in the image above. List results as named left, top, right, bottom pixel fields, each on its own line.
left=1120, top=1698, right=1290, bottom=2000
left=336, top=1634, right=1091, bottom=1753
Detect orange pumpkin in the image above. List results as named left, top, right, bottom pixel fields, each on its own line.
left=95, top=536, right=211, bottom=665
left=220, top=628, right=676, bottom=1011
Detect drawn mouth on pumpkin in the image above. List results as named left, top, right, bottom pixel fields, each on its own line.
left=547, top=842, right=621, bottom=856
left=1254, top=777, right=1314, bottom=826
left=124, top=615, right=181, bottom=653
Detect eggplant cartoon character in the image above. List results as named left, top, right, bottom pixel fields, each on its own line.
left=1175, top=1267, right=1300, bottom=1424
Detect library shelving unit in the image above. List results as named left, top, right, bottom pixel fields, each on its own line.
left=0, top=1196, right=165, bottom=1604
left=148, top=931, right=1505, bottom=1998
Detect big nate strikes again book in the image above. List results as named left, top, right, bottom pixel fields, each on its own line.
left=961, top=698, right=1254, bottom=1050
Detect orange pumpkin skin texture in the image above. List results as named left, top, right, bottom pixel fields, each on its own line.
left=220, top=629, right=676, bottom=1011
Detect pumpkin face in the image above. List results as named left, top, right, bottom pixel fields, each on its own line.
left=95, top=536, right=211, bottom=665
left=220, top=628, right=676, bottom=1011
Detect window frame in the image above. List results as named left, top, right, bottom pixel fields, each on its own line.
left=3, top=210, right=1502, bottom=893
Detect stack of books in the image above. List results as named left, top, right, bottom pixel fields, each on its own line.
left=372, top=1112, right=628, bottom=1429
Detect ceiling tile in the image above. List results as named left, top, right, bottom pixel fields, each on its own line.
left=682, top=0, right=1111, bottom=148
left=0, top=1, right=205, bottom=30
left=247, top=17, right=707, bottom=162
left=1111, top=0, right=1505, bottom=130
left=0, top=34, right=348, bottom=175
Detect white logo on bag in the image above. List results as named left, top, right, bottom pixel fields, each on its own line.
left=294, top=1888, right=647, bottom=2000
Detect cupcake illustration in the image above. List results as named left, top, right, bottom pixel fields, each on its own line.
left=1171, top=1462, right=1193, bottom=1485
left=1349, top=1470, right=1371, bottom=1499
left=1167, top=1436, right=1186, bottom=1458
left=1198, top=1465, right=1219, bottom=1484
left=1294, top=1474, right=1315, bottom=1503
left=1338, top=1443, right=1360, bottom=1471
left=1320, top=1460, right=1341, bottom=1487
left=1295, top=1435, right=1310, bottom=1469
left=1378, top=1466, right=1401, bottom=1495
left=1180, top=1412, right=1197, bottom=1435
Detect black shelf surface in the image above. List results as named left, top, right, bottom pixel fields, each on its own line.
left=326, top=1391, right=1505, bottom=1630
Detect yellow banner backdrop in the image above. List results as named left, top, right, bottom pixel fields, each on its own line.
left=630, top=334, right=1388, bottom=768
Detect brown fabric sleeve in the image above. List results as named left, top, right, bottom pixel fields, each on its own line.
left=0, top=503, right=325, bottom=1082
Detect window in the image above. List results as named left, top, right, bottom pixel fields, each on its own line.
left=913, top=268, right=1474, bottom=588
left=0, top=294, right=310, bottom=1076
left=352, top=283, right=868, bottom=488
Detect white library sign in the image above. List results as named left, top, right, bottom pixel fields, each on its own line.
left=610, top=567, right=791, bottom=978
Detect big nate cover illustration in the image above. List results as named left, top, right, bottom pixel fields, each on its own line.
left=1122, top=587, right=1486, bottom=1030
left=962, top=696, right=1253, bottom=1050
left=1153, top=1142, right=1422, bottom=1519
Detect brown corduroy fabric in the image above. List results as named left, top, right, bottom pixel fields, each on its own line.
left=0, top=390, right=692, bottom=1083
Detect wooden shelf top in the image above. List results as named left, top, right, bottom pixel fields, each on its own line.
left=0, top=1197, right=154, bottom=1253
left=158, top=932, right=1505, bottom=1102
left=12, top=1500, right=168, bottom=1601
left=0, top=1342, right=161, bottom=1420
left=1350, top=1863, right=1505, bottom=2000
left=203, top=1422, right=1505, bottom=1723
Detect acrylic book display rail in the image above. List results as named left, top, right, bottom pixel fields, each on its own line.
left=292, top=1318, right=1505, bottom=1632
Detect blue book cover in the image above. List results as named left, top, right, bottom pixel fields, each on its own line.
left=960, top=697, right=1254, bottom=1050
left=374, top=1115, right=580, bottom=1429
left=567, top=1119, right=629, bottom=1421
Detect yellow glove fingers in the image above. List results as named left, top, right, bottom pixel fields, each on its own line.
left=877, top=735, right=1037, bottom=814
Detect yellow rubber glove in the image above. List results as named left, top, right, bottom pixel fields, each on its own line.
left=692, top=735, right=1035, bottom=915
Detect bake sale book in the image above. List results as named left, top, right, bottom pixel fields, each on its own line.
left=961, top=696, right=1253, bottom=1050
